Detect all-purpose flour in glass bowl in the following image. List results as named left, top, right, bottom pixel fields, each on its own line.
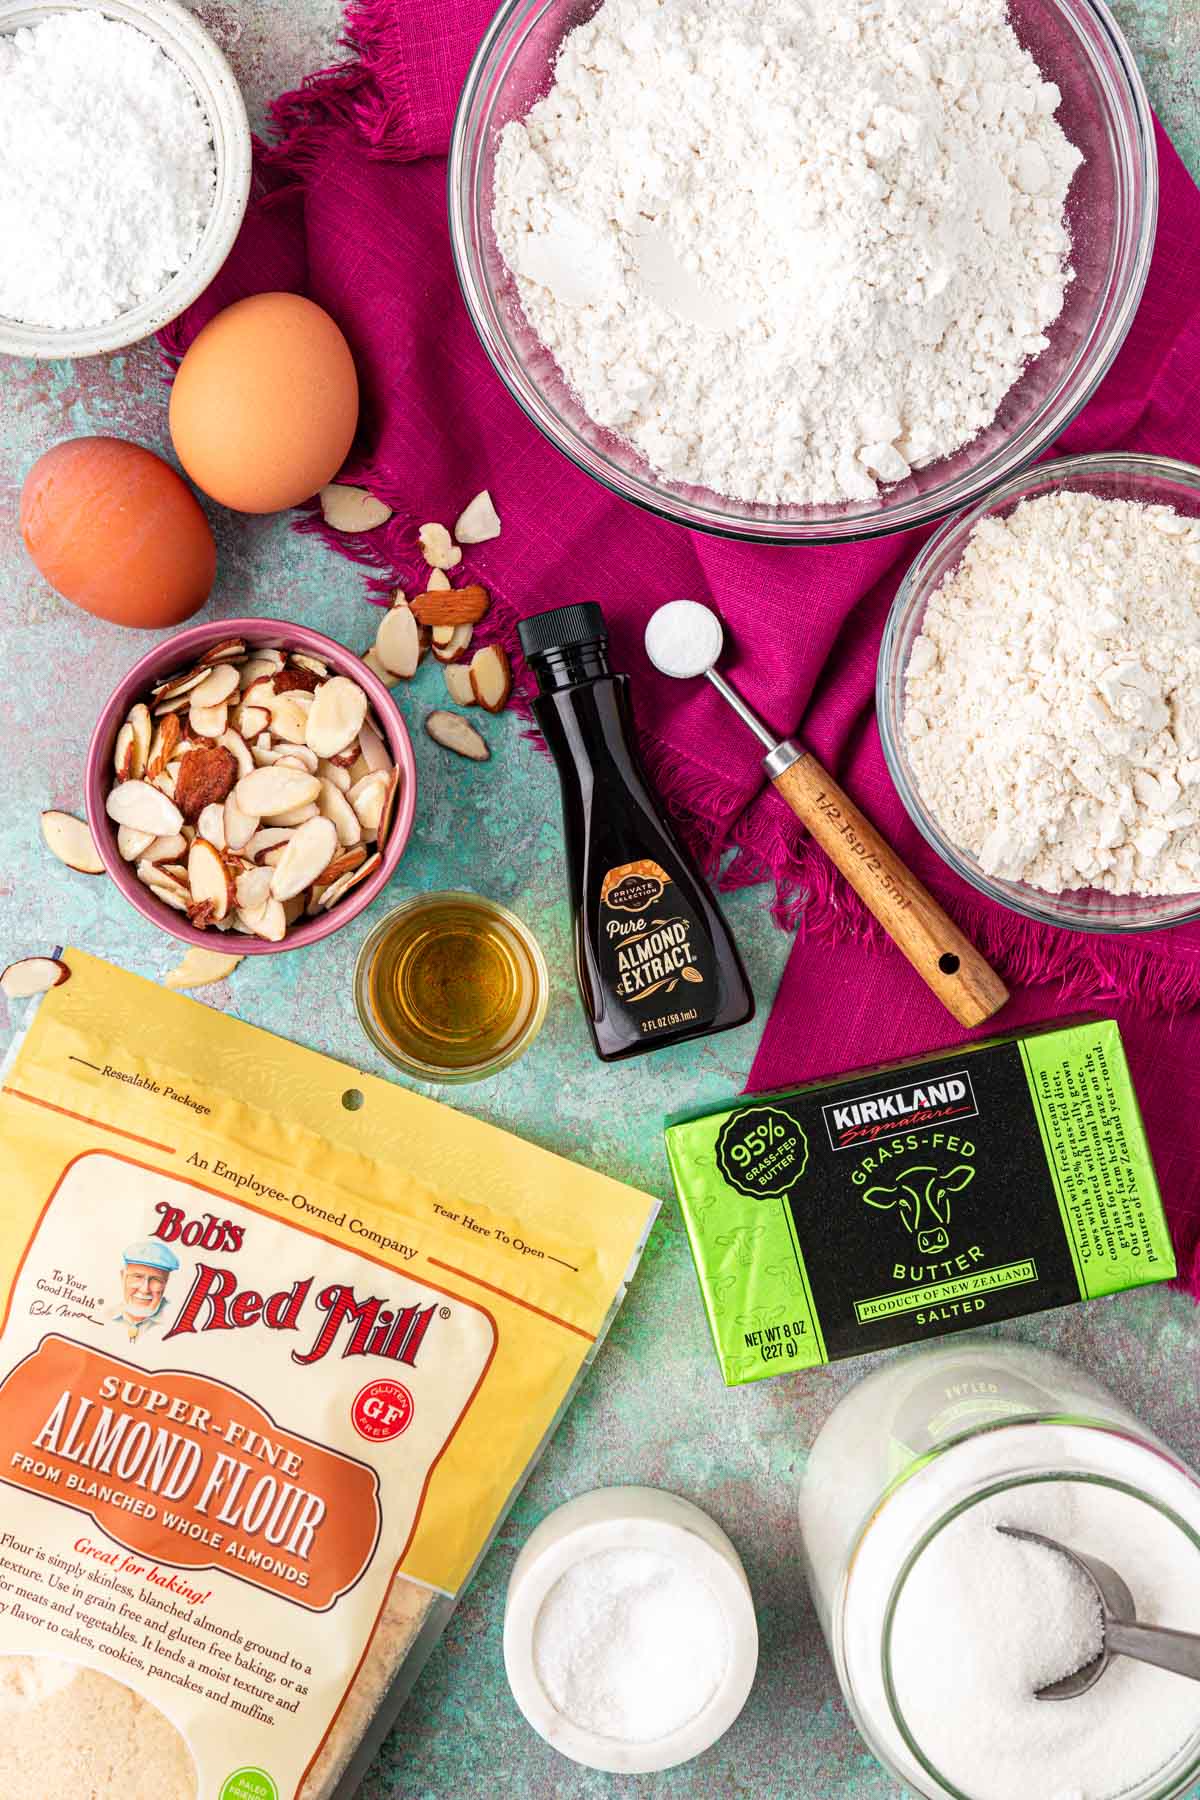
left=800, top=1340, right=1200, bottom=1800
left=879, top=453, right=1200, bottom=933
left=450, top=0, right=1156, bottom=544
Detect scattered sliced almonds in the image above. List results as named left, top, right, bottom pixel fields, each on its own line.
left=2, top=956, right=71, bottom=1000
left=443, top=664, right=476, bottom=707
left=425, top=710, right=490, bottom=761
left=42, top=810, right=105, bottom=875
left=104, top=642, right=401, bottom=943
left=418, top=522, right=462, bottom=570
left=163, top=947, right=243, bottom=991
left=470, top=645, right=513, bottom=713
left=320, top=484, right=393, bottom=532
left=454, top=489, right=501, bottom=544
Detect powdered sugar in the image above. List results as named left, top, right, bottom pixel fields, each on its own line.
left=532, top=1547, right=729, bottom=1743
left=492, top=0, right=1083, bottom=507
left=0, top=11, right=215, bottom=330
left=905, top=491, right=1200, bottom=895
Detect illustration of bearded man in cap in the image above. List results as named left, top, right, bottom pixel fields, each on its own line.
left=110, top=1238, right=181, bottom=1342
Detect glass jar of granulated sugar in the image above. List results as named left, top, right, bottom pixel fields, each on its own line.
left=800, top=1339, right=1200, bottom=1800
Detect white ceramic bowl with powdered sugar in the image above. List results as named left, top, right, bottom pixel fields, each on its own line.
left=0, top=0, right=251, bottom=360
left=879, top=453, right=1200, bottom=933
left=451, top=0, right=1156, bottom=544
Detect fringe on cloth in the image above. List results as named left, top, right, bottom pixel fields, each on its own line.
left=172, top=0, right=1200, bottom=1025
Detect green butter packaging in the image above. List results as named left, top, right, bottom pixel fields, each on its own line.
left=664, top=1019, right=1174, bottom=1385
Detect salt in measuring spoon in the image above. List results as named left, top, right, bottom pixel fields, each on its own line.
left=643, top=600, right=1008, bottom=1028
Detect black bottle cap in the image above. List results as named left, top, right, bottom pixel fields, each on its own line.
left=518, top=603, right=608, bottom=660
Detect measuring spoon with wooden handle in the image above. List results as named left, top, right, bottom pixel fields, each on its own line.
left=644, top=600, right=1009, bottom=1029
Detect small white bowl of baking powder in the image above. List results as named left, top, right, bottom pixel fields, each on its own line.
left=0, top=0, right=251, bottom=359
left=503, top=1485, right=759, bottom=1773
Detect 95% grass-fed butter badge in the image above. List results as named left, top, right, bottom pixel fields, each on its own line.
left=664, top=1019, right=1174, bottom=1386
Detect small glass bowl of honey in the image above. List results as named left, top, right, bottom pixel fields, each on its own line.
left=354, top=892, right=549, bottom=1083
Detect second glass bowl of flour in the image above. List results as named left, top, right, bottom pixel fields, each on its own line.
left=879, top=452, right=1200, bottom=932
left=450, top=0, right=1155, bottom=544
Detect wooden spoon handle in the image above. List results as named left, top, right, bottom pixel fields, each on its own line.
left=772, top=752, right=1009, bottom=1028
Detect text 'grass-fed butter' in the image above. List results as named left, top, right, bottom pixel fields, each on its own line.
left=664, top=1019, right=1173, bottom=1386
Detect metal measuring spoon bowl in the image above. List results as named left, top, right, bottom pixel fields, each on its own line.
left=998, top=1525, right=1200, bottom=1699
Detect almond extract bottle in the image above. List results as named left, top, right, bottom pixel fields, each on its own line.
left=519, top=602, right=754, bottom=1062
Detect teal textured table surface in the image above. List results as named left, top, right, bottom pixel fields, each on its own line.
left=4, top=3, right=1200, bottom=1795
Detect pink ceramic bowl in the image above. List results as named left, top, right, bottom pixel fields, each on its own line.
left=85, top=618, right=417, bottom=954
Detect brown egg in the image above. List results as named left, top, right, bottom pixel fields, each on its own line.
left=169, top=292, right=360, bottom=514
left=20, top=437, right=216, bottom=629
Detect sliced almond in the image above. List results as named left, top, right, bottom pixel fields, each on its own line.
left=143, top=832, right=187, bottom=864
left=376, top=765, right=402, bottom=850
left=319, top=484, right=393, bottom=532
left=270, top=816, right=339, bottom=901
left=254, top=740, right=320, bottom=773
left=189, top=663, right=240, bottom=709
left=363, top=648, right=397, bottom=687
left=242, top=676, right=277, bottom=712
left=306, top=676, right=368, bottom=760
left=174, top=744, right=238, bottom=822
left=235, top=765, right=321, bottom=819
left=469, top=644, right=513, bottom=714
left=236, top=865, right=273, bottom=912
left=106, top=781, right=184, bottom=836
left=188, top=838, right=235, bottom=922
left=410, top=583, right=489, bottom=627
left=233, top=703, right=270, bottom=739
left=197, top=637, right=247, bottom=665
left=443, top=663, right=476, bottom=707
left=347, top=769, right=389, bottom=834
left=239, top=654, right=284, bottom=690
left=388, top=588, right=407, bottom=608
left=273, top=665, right=320, bottom=695
left=375, top=605, right=421, bottom=680
left=320, top=843, right=368, bottom=884
left=245, top=828, right=295, bottom=863
left=1, top=956, right=71, bottom=1000
left=271, top=800, right=321, bottom=828
left=138, top=868, right=190, bottom=912
left=153, top=664, right=211, bottom=705
left=453, top=489, right=501, bottom=544
left=126, top=703, right=152, bottom=777
left=319, top=778, right=363, bottom=847
left=425, top=710, right=490, bottom=762
left=292, top=653, right=330, bottom=678
left=189, top=701, right=228, bottom=739
left=113, top=722, right=136, bottom=781
left=152, top=761, right=180, bottom=799
left=197, top=802, right=227, bottom=849
left=320, top=852, right=380, bottom=909
left=243, top=898, right=288, bottom=942
left=217, top=728, right=255, bottom=779
left=320, top=758, right=352, bottom=793
left=358, top=720, right=391, bottom=774
left=268, top=690, right=315, bottom=745
left=117, top=823, right=155, bottom=862
left=147, top=714, right=181, bottom=780
left=163, top=947, right=243, bottom=992
left=426, top=569, right=452, bottom=593
left=42, top=810, right=105, bottom=874
left=418, top=522, right=462, bottom=570
left=433, top=623, right=473, bottom=664
left=223, top=792, right=259, bottom=852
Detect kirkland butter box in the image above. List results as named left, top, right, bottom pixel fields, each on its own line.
left=664, top=1019, right=1173, bottom=1385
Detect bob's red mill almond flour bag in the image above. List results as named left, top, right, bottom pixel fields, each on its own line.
left=0, top=951, right=657, bottom=1799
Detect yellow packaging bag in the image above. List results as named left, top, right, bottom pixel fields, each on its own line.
left=0, top=951, right=657, bottom=1799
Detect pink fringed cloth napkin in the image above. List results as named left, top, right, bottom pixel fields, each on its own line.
left=161, top=1, right=1200, bottom=1288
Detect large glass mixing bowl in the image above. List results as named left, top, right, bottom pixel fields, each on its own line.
left=448, top=0, right=1157, bottom=545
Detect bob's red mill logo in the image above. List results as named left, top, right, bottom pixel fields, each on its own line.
left=152, top=1203, right=437, bottom=1369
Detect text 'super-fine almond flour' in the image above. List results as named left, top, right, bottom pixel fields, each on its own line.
left=0, top=951, right=658, bottom=1798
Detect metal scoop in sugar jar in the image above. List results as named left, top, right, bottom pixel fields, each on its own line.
left=998, top=1526, right=1200, bottom=1698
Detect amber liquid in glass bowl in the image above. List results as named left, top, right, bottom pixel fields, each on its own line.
left=356, top=893, right=548, bottom=1081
